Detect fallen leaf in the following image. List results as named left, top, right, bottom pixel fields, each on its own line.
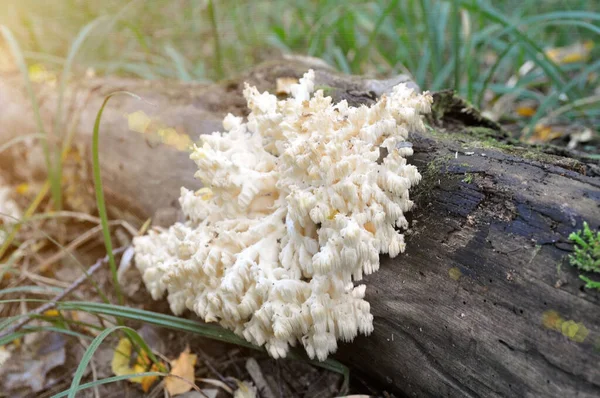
left=111, top=338, right=136, bottom=378
left=15, top=183, right=29, bottom=195
left=528, top=124, right=566, bottom=143
left=28, top=63, right=57, bottom=85
left=546, top=41, right=594, bottom=65
left=157, top=127, right=193, bottom=151
left=127, top=110, right=152, bottom=134
left=141, top=362, right=162, bottom=392
left=42, top=309, right=60, bottom=317
left=4, top=333, right=65, bottom=393
left=165, top=346, right=197, bottom=396
left=515, top=105, right=536, bottom=117
left=111, top=337, right=161, bottom=392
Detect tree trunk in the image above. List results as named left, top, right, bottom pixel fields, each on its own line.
left=1, top=58, right=599, bottom=397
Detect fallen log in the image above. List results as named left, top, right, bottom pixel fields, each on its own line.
left=1, top=57, right=599, bottom=397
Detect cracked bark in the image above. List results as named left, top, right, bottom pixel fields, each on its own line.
left=1, top=58, right=599, bottom=397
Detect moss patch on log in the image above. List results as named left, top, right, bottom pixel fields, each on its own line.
left=427, top=91, right=591, bottom=175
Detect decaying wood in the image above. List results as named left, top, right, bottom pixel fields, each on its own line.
left=1, top=57, right=599, bottom=397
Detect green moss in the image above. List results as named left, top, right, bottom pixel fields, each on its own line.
left=413, top=154, right=455, bottom=203
left=429, top=125, right=586, bottom=174
left=462, top=173, right=473, bottom=184
left=569, top=222, right=600, bottom=290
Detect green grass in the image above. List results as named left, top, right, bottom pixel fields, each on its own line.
left=92, top=92, right=140, bottom=306
left=0, top=89, right=350, bottom=396
left=0, top=0, right=598, bottom=394
left=1, top=0, right=598, bottom=136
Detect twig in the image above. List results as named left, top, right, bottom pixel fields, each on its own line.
left=246, top=357, right=276, bottom=398
left=0, top=246, right=127, bottom=338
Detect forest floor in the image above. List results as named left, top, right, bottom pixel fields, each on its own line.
left=0, top=1, right=599, bottom=397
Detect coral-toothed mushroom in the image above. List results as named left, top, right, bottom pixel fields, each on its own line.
left=134, top=70, right=433, bottom=361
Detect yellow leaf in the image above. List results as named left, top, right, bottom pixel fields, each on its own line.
left=127, top=111, right=152, bottom=134
left=28, top=63, right=57, bottom=85
left=165, top=346, right=197, bottom=396
left=141, top=363, right=161, bottom=392
left=43, top=309, right=60, bottom=317
left=528, top=124, right=565, bottom=144
left=15, top=183, right=29, bottom=195
left=515, top=106, right=536, bottom=117
left=158, top=127, right=193, bottom=151
left=111, top=338, right=163, bottom=389
left=111, top=338, right=136, bottom=378
left=545, top=41, right=594, bottom=65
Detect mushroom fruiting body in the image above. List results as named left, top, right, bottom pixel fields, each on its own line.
left=134, top=70, right=432, bottom=360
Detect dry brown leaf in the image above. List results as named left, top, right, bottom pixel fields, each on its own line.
left=165, top=346, right=197, bottom=396
left=528, top=124, right=566, bottom=144
left=3, top=333, right=65, bottom=393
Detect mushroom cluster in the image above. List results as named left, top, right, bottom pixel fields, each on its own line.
left=134, top=70, right=432, bottom=360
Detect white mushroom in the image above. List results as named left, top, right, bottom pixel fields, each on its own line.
left=134, top=70, right=432, bottom=361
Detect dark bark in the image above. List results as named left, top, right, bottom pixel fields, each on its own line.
left=1, top=58, right=599, bottom=397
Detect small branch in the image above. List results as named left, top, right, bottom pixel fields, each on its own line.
left=0, top=246, right=128, bottom=338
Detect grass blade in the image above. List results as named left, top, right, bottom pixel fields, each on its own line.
left=53, top=16, right=109, bottom=210
left=0, top=25, right=53, bottom=204
left=64, top=325, right=139, bottom=398
left=0, top=325, right=91, bottom=346
left=51, top=372, right=165, bottom=398
left=460, top=0, right=572, bottom=99
left=0, top=286, right=63, bottom=295
left=525, top=58, right=600, bottom=136
left=451, top=0, right=461, bottom=91
left=207, top=0, right=224, bottom=80
left=0, top=133, right=45, bottom=155
left=164, top=44, right=193, bottom=81
left=92, top=91, right=142, bottom=305
left=477, top=40, right=517, bottom=108
left=56, top=300, right=349, bottom=385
